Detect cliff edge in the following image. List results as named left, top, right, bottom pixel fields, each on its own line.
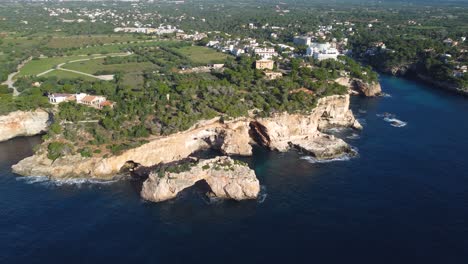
left=336, top=77, right=382, bottom=97
left=12, top=95, right=361, bottom=180
left=0, top=109, right=50, bottom=142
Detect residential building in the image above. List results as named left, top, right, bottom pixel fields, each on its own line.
left=264, top=71, right=283, bottom=80
left=256, top=59, right=274, bottom=70
left=306, top=42, right=340, bottom=61
left=48, top=93, right=75, bottom=104
left=48, top=93, right=114, bottom=109
left=254, top=47, right=278, bottom=59
left=232, top=48, right=245, bottom=57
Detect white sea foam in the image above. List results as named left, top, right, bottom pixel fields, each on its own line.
left=382, top=93, right=392, bottom=98
left=377, top=113, right=407, bottom=128
left=16, top=176, right=118, bottom=187
left=346, top=133, right=361, bottom=140
left=257, top=185, right=268, bottom=204
left=384, top=117, right=407, bottom=127
left=16, top=176, right=49, bottom=184
left=205, top=195, right=224, bottom=205
left=357, top=118, right=367, bottom=125
left=324, top=127, right=347, bottom=134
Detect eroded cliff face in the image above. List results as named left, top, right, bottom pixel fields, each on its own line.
left=336, top=77, right=382, bottom=97
left=250, top=95, right=360, bottom=159
left=141, top=156, right=260, bottom=202
left=0, top=109, right=50, bottom=142
left=12, top=95, right=360, bottom=179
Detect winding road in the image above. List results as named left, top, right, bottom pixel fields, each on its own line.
left=37, top=52, right=132, bottom=80
left=1, top=57, right=32, bottom=96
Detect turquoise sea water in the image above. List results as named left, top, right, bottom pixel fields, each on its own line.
left=1, top=76, right=468, bottom=263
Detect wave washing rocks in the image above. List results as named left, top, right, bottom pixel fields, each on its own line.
left=141, top=156, right=260, bottom=202
left=377, top=113, right=407, bottom=128
left=12, top=94, right=362, bottom=203
left=0, top=109, right=51, bottom=142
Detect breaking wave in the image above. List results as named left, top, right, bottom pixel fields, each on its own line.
left=357, top=117, right=367, bottom=125
left=346, top=133, right=361, bottom=140
left=257, top=185, right=268, bottom=204
left=16, top=176, right=119, bottom=187
left=204, top=195, right=224, bottom=205
left=382, top=93, right=392, bottom=98
left=384, top=117, right=407, bottom=127
left=377, top=113, right=407, bottom=128
left=324, top=127, right=348, bottom=134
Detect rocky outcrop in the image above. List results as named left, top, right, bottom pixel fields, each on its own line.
left=12, top=95, right=361, bottom=180
left=289, top=134, right=356, bottom=159
left=0, top=109, right=50, bottom=142
left=336, top=77, right=382, bottom=97
left=352, top=79, right=382, bottom=97
left=250, top=95, right=360, bottom=159
left=141, top=156, right=260, bottom=202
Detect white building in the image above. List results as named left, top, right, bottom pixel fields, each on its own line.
left=306, top=42, right=340, bottom=61
left=48, top=93, right=75, bottom=104
left=232, top=48, right=245, bottom=57
left=254, top=47, right=278, bottom=59
left=48, top=93, right=113, bottom=109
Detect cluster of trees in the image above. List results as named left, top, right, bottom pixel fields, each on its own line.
left=350, top=20, right=467, bottom=89
left=35, top=49, right=354, bottom=159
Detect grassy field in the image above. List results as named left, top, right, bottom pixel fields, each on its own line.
left=121, top=72, right=145, bottom=88
left=40, top=69, right=97, bottom=81
left=17, top=55, right=104, bottom=77
left=46, top=35, right=152, bottom=49
left=64, top=40, right=176, bottom=56
left=176, top=46, right=230, bottom=64
left=62, top=57, right=158, bottom=75
left=63, top=56, right=157, bottom=88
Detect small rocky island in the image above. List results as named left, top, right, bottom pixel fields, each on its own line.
left=141, top=156, right=260, bottom=202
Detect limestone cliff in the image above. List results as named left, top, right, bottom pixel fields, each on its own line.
left=250, top=94, right=360, bottom=159
left=12, top=95, right=361, bottom=179
left=336, top=77, right=382, bottom=97
left=141, top=156, right=260, bottom=202
left=0, top=109, right=50, bottom=142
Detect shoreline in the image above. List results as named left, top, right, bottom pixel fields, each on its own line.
left=11, top=94, right=361, bottom=180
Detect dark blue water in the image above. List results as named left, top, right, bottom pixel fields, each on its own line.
left=1, top=76, right=468, bottom=264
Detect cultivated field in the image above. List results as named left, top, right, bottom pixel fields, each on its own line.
left=62, top=57, right=157, bottom=75
left=17, top=55, right=104, bottom=77
left=40, top=70, right=97, bottom=81
left=46, top=35, right=152, bottom=49
left=176, top=46, right=230, bottom=64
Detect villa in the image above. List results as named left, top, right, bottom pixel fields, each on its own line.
left=48, top=93, right=114, bottom=109
left=256, top=59, right=274, bottom=70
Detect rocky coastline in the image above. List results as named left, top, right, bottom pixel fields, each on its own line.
left=379, top=64, right=467, bottom=96
left=11, top=94, right=362, bottom=202
left=0, top=109, right=51, bottom=142
left=335, top=77, right=382, bottom=97
left=12, top=95, right=361, bottom=179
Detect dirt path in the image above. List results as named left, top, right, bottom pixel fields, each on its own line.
left=36, top=52, right=132, bottom=80
left=1, top=57, right=32, bottom=96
